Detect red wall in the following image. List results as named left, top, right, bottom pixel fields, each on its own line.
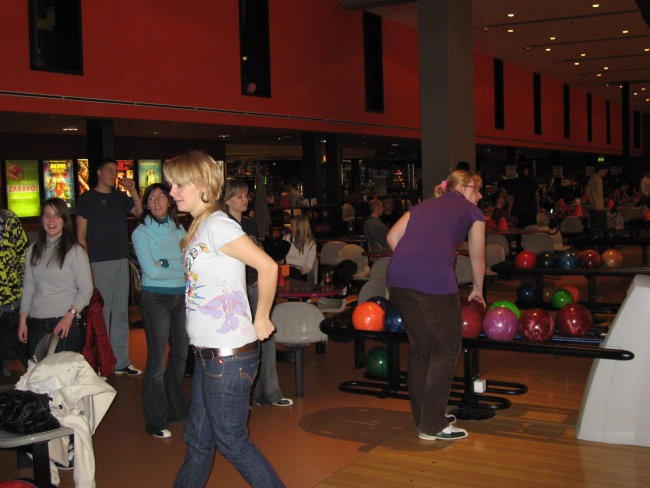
left=0, top=1, right=642, bottom=155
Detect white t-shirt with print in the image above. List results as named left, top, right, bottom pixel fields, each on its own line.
left=183, top=211, right=256, bottom=348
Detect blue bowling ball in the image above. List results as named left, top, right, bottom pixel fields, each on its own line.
left=366, top=296, right=390, bottom=311
left=557, top=250, right=580, bottom=270
left=384, top=303, right=405, bottom=333
left=516, top=283, right=536, bottom=304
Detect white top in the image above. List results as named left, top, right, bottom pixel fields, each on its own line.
left=183, top=211, right=256, bottom=348
left=283, top=235, right=316, bottom=274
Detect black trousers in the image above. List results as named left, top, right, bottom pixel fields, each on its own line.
left=27, top=316, right=84, bottom=358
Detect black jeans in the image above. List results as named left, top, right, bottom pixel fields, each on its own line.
left=0, top=309, right=29, bottom=382
left=26, top=316, right=84, bottom=358
left=389, top=287, right=461, bottom=435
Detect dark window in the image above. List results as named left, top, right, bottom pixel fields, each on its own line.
left=363, top=12, right=384, bottom=113
left=494, top=58, right=504, bottom=130
left=533, top=73, right=542, bottom=134
left=239, top=0, right=271, bottom=97
left=633, top=111, right=641, bottom=148
left=29, top=0, right=83, bottom=74
left=606, top=101, right=611, bottom=145
left=586, top=93, right=593, bottom=142
left=563, top=84, right=571, bottom=138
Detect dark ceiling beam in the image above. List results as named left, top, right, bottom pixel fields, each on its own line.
left=339, top=0, right=414, bottom=10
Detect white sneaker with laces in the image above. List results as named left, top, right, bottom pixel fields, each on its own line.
left=418, top=425, right=469, bottom=441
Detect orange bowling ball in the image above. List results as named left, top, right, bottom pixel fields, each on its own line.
left=561, top=285, right=580, bottom=302
left=601, top=249, right=624, bottom=269
left=352, top=302, right=386, bottom=331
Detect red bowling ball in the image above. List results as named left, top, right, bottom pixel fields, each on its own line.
left=518, top=308, right=555, bottom=343
left=460, top=300, right=486, bottom=338
left=482, top=307, right=518, bottom=341
left=556, top=303, right=593, bottom=337
left=352, top=302, right=385, bottom=331
left=579, top=249, right=602, bottom=269
left=515, top=250, right=537, bottom=269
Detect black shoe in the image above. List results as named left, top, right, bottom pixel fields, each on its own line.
left=114, top=364, right=142, bottom=376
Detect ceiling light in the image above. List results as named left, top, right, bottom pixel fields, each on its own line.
left=574, top=62, right=580, bottom=66
left=549, top=36, right=556, bottom=41
left=592, top=3, right=600, bottom=8
left=622, top=30, right=629, bottom=34
left=642, top=88, right=647, bottom=91
left=507, top=13, right=514, bottom=18
left=545, top=48, right=552, bottom=52
left=217, top=134, right=230, bottom=139
left=62, top=126, right=78, bottom=132
left=644, top=48, right=650, bottom=52
left=151, top=130, right=159, bottom=136
left=603, top=66, right=609, bottom=70
left=596, top=73, right=602, bottom=77
left=580, top=53, right=586, bottom=57
left=634, top=92, right=639, bottom=96
left=507, top=29, right=514, bottom=33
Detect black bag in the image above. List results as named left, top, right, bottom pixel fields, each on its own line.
left=0, top=389, right=60, bottom=434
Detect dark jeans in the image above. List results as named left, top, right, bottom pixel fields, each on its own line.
left=0, top=309, right=28, bottom=383
left=140, top=291, right=189, bottom=434
left=389, top=287, right=461, bottom=435
left=589, top=209, right=608, bottom=233
left=174, top=349, right=284, bottom=488
left=26, top=316, right=84, bottom=358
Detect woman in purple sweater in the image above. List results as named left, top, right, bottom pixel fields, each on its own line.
left=386, top=170, right=486, bottom=441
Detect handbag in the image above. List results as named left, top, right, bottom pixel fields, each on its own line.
left=0, top=389, right=60, bottom=434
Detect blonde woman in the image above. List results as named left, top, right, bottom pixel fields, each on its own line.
left=387, top=170, right=485, bottom=442
left=164, top=151, right=284, bottom=488
left=283, top=214, right=316, bottom=281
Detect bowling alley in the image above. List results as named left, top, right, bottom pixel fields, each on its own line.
left=2, top=1, right=650, bottom=487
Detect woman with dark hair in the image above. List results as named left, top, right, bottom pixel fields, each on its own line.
left=131, top=182, right=189, bottom=439
left=18, top=198, right=93, bottom=355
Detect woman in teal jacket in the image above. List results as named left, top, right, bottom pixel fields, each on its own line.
left=132, top=183, right=188, bottom=439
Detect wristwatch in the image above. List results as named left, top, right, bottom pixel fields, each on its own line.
left=68, top=307, right=80, bottom=318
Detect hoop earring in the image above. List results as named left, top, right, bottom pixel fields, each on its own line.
left=200, top=192, right=210, bottom=203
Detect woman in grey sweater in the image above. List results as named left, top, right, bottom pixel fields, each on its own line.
left=18, top=198, right=93, bottom=356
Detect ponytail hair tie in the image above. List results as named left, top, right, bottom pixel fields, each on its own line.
left=440, top=180, right=447, bottom=191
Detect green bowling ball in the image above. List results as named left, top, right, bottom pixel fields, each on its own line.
left=551, top=289, right=574, bottom=309
left=366, top=346, right=389, bottom=378
left=488, top=300, right=521, bottom=319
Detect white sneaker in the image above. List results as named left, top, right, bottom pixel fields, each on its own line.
left=152, top=429, right=172, bottom=439
left=419, top=425, right=468, bottom=441
left=115, top=364, right=142, bottom=376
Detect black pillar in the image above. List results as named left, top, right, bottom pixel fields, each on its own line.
left=325, top=133, right=342, bottom=204
left=86, top=118, right=114, bottom=186
left=302, top=132, right=325, bottom=201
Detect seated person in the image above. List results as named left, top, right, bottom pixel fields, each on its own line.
left=363, top=199, right=390, bottom=251
left=379, top=195, right=401, bottom=228
left=490, top=190, right=519, bottom=228
left=283, top=215, right=317, bottom=281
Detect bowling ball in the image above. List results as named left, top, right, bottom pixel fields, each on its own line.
left=644, top=211, right=650, bottom=221
left=557, top=250, right=579, bottom=270
left=587, top=228, right=603, bottom=242
left=516, top=283, right=536, bottom=304
left=0, top=483, right=38, bottom=488
left=365, top=346, right=389, bottom=377
left=551, top=289, right=574, bottom=309
left=537, top=250, right=557, bottom=269
left=384, top=303, right=405, bottom=333
left=561, top=285, right=580, bottom=302
left=578, top=249, right=602, bottom=270
left=482, top=307, right=518, bottom=341
left=460, top=300, right=485, bottom=338
left=601, top=249, right=624, bottom=269
left=542, top=281, right=556, bottom=302
left=515, top=250, right=537, bottom=269
left=556, top=303, right=593, bottom=337
left=489, top=300, right=521, bottom=319
left=366, top=296, right=390, bottom=311
left=518, top=308, right=555, bottom=343
left=604, top=228, right=618, bottom=242
left=352, top=302, right=385, bottom=331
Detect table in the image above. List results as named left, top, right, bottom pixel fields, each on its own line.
left=570, top=234, right=650, bottom=265
left=276, top=278, right=343, bottom=300
left=362, top=249, right=392, bottom=258
left=491, top=261, right=650, bottom=310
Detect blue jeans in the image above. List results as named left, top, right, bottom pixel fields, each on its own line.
left=174, top=349, right=285, bottom=488
left=140, top=291, right=189, bottom=434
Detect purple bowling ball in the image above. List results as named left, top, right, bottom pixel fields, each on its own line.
left=482, top=307, right=518, bottom=341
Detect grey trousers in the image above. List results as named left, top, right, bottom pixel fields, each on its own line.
left=91, top=259, right=132, bottom=370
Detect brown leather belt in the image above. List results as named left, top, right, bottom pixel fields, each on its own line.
left=193, top=341, right=259, bottom=359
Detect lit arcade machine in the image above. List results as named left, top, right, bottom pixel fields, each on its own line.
left=576, top=274, right=650, bottom=447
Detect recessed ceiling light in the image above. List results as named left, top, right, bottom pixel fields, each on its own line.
left=507, top=29, right=514, bottom=33
left=217, top=134, right=230, bottom=139
left=580, top=53, right=586, bottom=57
left=592, top=3, right=600, bottom=8
left=390, top=143, right=400, bottom=147
left=596, top=73, right=602, bottom=77
left=507, top=13, right=514, bottom=18
left=622, top=29, right=629, bottom=34
left=549, top=36, right=556, bottom=41
left=644, top=48, right=650, bottom=52
left=634, top=92, right=639, bottom=96
left=574, top=62, right=580, bottom=66
left=603, top=66, right=609, bottom=70
left=62, top=126, right=78, bottom=132
left=151, top=130, right=159, bottom=136
left=545, top=48, right=552, bottom=52
left=642, top=88, right=647, bottom=91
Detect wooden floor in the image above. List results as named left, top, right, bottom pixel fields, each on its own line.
left=1, top=246, right=649, bottom=487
